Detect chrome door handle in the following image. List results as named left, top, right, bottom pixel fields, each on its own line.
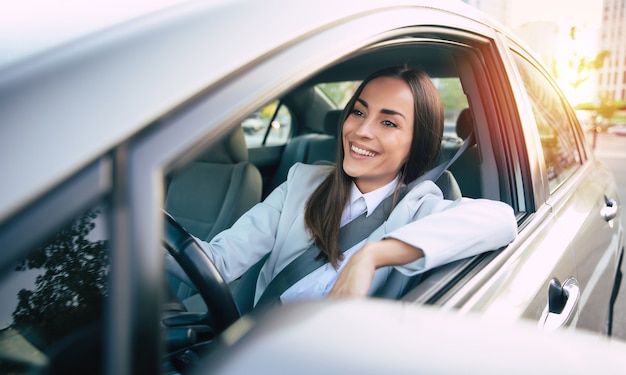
left=601, top=196, right=618, bottom=222
left=539, top=278, right=579, bottom=332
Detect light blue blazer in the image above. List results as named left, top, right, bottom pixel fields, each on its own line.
left=200, top=163, right=517, bottom=301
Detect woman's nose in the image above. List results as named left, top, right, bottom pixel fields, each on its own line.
left=355, top=117, right=374, bottom=138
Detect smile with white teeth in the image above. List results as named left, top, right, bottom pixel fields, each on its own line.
left=351, top=144, right=377, bottom=157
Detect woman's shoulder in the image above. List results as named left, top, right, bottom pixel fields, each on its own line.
left=286, top=162, right=334, bottom=183
left=403, top=179, right=444, bottom=201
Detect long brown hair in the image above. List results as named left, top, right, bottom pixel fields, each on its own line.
left=304, top=66, right=444, bottom=267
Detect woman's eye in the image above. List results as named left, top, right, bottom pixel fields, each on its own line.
left=351, top=109, right=364, bottom=117
left=382, top=120, right=397, bottom=128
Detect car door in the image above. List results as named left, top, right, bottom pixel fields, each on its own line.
left=420, top=32, right=585, bottom=332
left=509, top=48, right=622, bottom=334
left=448, top=35, right=620, bottom=334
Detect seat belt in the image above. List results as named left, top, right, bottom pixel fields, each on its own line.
left=254, top=133, right=475, bottom=309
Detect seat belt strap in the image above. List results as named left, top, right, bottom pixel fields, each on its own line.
left=254, top=133, right=475, bottom=309
left=255, top=195, right=392, bottom=309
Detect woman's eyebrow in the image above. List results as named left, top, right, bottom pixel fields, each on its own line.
left=381, top=108, right=406, bottom=120
left=356, top=98, right=406, bottom=120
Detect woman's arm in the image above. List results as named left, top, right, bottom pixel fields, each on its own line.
left=195, top=184, right=285, bottom=283
left=329, top=239, right=424, bottom=297
left=330, top=194, right=517, bottom=298
left=197, top=163, right=334, bottom=283
left=388, top=197, right=517, bottom=275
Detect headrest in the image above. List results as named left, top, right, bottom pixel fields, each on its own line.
left=196, top=126, right=249, bottom=164
left=456, top=108, right=474, bottom=140
left=323, top=109, right=344, bottom=137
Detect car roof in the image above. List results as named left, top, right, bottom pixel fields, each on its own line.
left=0, top=0, right=495, bottom=223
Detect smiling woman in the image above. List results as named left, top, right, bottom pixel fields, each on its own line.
left=342, top=76, right=416, bottom=193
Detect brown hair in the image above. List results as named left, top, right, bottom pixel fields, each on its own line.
left=304, top=66, right=444, bottom=267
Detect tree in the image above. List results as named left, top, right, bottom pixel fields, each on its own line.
left=435, top=78, right=469, bottom=123
left=595, top=91, right=621, bottom=125
left=12, top=209, right=109, bottom=349
left=551, top=26, right=609, bottom=91
left=317, top=81, right=359, bottom=107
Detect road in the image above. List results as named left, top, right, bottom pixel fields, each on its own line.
left=592, top=132, right=626, bottom=341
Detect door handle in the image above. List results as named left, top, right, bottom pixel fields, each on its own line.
left=539, top=277, right=579, bottom=332
left=601, top=196, right=618, bottom=222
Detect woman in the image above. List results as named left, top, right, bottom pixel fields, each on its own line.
left=199, top=66, right=517, bottom=306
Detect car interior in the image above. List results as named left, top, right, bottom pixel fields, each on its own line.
left=160, top=36, right=516, bottom=369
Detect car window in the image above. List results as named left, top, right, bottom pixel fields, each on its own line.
left=317, top=81, right=360, bottom=108
left=0, top=205, right=109, bottom=374
left=512, top=53, right=582, bottom=192
left=241, top=100, right=293, bottom=147
left=432, top=77, right=469, bottom=139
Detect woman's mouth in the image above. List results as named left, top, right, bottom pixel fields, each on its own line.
left=350, top=143, right=377, bottom=157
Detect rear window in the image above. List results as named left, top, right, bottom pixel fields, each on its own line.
left=241, top=100, right=293, bottom=147
left=432, top=77, right=469, bottom=138
left=317, top=81, right=360, bottom=108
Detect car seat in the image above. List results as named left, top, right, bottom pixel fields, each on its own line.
left=265, top=109, right=342, bottom=194
left=165, top=126, right=263, bottom=242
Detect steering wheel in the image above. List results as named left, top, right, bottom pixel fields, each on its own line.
left=162, top=211, right=240, bottom=333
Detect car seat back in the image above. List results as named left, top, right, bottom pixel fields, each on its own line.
left=166, top=126, right=263, bottom=242
left=265, top=109, right=342, bottom=194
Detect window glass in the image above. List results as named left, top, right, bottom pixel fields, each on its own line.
left=317, top=81, right=360, bottom=108
left=0, top=206, right=109, bottom=374
left=512, top=53, right=581, bottom=192
left=432, top=77, right=469, bottom=140
left=241, top=100, right=292, bottom=147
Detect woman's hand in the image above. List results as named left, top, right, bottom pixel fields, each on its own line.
left=328, top=239, right=424, bottom=298
left=328, top=243, right=377, bottom=298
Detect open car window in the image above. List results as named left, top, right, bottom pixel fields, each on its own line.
left=161, top=33, right=515, bottom=314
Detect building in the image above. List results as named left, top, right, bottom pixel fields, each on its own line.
left=598, top=0, right=626, bottom=101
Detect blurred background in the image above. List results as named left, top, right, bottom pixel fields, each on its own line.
left=464, top=0, right=626, bottom=134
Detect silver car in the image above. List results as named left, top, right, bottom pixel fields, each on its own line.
left=0, top=0, right=623, bottom=374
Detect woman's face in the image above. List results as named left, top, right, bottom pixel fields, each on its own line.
left=342, top=76, right=415, bottom=193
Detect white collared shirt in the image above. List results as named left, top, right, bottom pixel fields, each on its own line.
left=280, top=175, right=400, bottom=303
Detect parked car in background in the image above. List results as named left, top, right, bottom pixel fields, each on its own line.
left=608, top=124, right=626, bottom=136
left=240, top=112, right=264, bottom=134
left=0, top=0, right=623, bottom=374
